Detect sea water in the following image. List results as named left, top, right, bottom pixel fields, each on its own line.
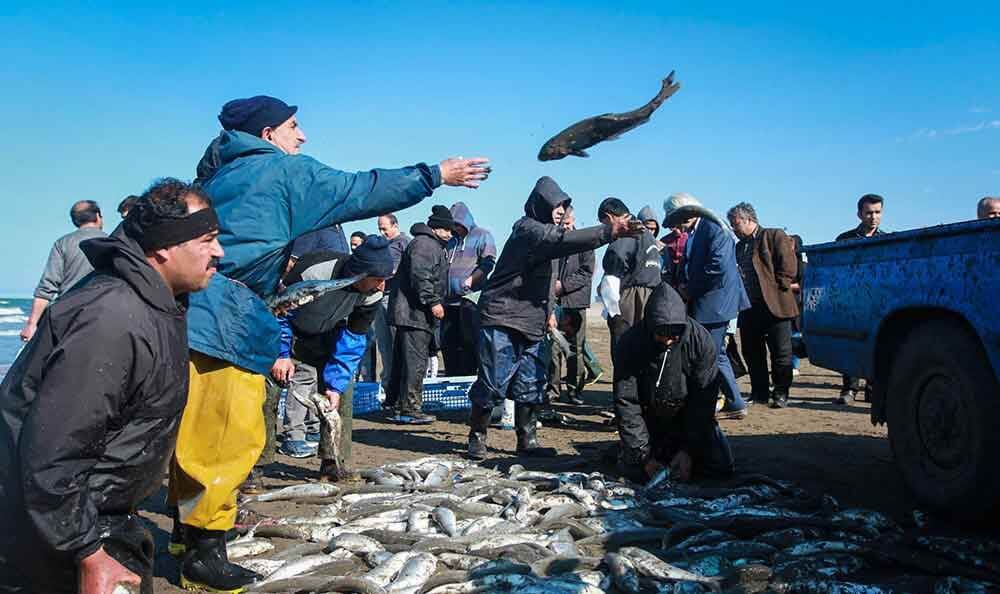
left=0, top=298, right=31, bottom=378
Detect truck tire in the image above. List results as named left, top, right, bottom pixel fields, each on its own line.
left=886, top=320, right=1000, bottom=515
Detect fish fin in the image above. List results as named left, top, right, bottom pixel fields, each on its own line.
left=571, top=149, right=590, bottom=158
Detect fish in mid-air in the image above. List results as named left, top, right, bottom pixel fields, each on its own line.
left=266, top=276, right=360, bottom=314
left=538, top=71, right=681, bottom=161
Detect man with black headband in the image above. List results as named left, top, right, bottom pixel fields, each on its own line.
left=173, top=95, right=489, bottom=592
left=0, top=179, right=222, bottom=594
left=613, top=283, right=735, bottom=483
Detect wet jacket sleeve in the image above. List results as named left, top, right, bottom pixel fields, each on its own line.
left=561, top=249, right=594, bottom=297
left=18, top=304, right=143, bottom=562
left=686, top=223, right=727, bottom=302
left=612, top=328, right=651, bottom=467
left=322, top=298, right=379, bottom=393
left=529, top=223, right=613, bottom=264
left=289, top=158, right=442, bottom=239
left=681, top=326, right=720, bottom=458
left=33, top=241, right=65, bottom=301
left=410, top=241, right=445, bottom=307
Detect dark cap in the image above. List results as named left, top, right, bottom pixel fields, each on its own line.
left=427, top=204, right=456, bottom=230
left=343, top=235, right=394, bottom=279
left=597, top=197, right=629, bottom=219
left=218, top=96, right=297, bottom=137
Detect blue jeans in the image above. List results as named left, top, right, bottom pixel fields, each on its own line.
left=703, top=321, right=747, bottom=411
left=468, top=326, right=548, bottom=408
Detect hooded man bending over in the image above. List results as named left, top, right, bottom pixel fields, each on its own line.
left=467, top=176, right=641, bottom=460
left=613, top=283, right=735, bottom=483
left=0, top=179, right=223, bottom=594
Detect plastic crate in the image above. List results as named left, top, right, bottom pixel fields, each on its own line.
left=352, top=382, right=382, bottom=416
left=421, top=376, right=476, bottom=412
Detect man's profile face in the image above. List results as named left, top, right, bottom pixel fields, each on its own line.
left=552, top=203, right=567, bottom=225
left=728, top=215, right=755, bottom=239
left=979, top=199, right=1000, bottom=220
left=353, top=276, right=387, bottom=295
left=562, top=211, right=575, bottom=230
left=432, top=227, right=453, bottom=242
left=676, top=216, right=698, bottom=233
left=162, top=201, right=224, bottom=293
left=378, top=216, right=399, bottom=239
left=350, top=237, right=364, bottom=252
left=263, top=115, right=307, bottom=155
left=858, top=201, right=883, bottom=231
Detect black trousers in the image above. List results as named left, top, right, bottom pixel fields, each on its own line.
left=738, top=303, right=794, bottom=401
left=441, top=301, right=481, bottom=376
left=0, top=514, right=154, bottom=594
left=387, top=326, right=433, bottom=414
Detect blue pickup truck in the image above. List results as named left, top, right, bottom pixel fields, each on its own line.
left=802, top=218, right=1000, bottom=514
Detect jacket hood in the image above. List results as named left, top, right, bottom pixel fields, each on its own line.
left=638, top=205, right=660, bottom=234
left=195, top=130, right=282, bottom=184
left=524, top=176, right=571, bottom=224
left=410, top=222, right=445, bottom=244
left=643, top=283, right=689, bottom=336
left=450, top=202, right=477, bottom=232
left=82, top=228, right=183, bottom=314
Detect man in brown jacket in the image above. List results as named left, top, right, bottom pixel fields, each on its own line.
left=727, top=202, right=799, bottom=409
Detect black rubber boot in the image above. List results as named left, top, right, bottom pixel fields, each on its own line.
left=515, top=403, right=556, bottom=457
left=238, top=468, right=265, bottom=496
left=168, top=507, right=185, bottom=557
left=467, top=404, right=491, bottom=460
left=180, top=527, right=261, bottom=593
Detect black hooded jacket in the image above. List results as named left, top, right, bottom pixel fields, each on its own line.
left=0, top=230, right=189, bottom=579
left=478, top=177, right=614, bottom=341
left=389, top=223, right=448, bottom=331
left=612, top=283, right=720, bottom=467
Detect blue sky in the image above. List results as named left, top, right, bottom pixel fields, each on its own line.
left=1, top=1, right=997, bottom=296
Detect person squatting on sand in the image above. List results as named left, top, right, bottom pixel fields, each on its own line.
left=0, top=180, right=223, bottom=594
left=466, top=176, right=642, bottom=460
left=170, top=94, right=489, bottom=592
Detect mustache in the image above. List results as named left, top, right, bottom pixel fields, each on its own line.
left=207, top=257, right=220, bottom=270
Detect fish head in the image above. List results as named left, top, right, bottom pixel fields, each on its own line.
left=537, top=140, right=566, bottom=161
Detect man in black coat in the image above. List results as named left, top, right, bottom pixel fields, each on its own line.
left=548, top=206, right=596, bottom=405
left=0, top=179, right=224, bottom=594
left=613, top=283, right=735, bottom=482
left=467, top=177, right=641, bottom=459
left=387, top=205, right=454, bottom=424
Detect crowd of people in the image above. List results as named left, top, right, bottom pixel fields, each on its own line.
left=0, top=91, right=997, bottom=593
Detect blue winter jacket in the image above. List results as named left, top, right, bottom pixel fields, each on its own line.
left=187, top=131, right=442, bottom=374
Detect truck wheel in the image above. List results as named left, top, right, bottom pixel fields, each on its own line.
left=886, top=320, right=1000, bottom=515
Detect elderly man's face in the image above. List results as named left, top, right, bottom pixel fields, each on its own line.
left=562, top=211, right=576, bottom=230
left=263, top=115, right=307, bottom=155
left=729, top=215, right=757, bottom=239
left=979, top=199, right=1000, bottom=220
left=378, top=216, right=400, bottom=239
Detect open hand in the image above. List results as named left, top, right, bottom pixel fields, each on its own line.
left=440, top=157, right=491, bottom=189
left=610, top=218, right=645, bottom=240
left=78, top=547, right=140, bottom=594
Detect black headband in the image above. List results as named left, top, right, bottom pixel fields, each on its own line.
left=138, top=208, right=220, bottom=251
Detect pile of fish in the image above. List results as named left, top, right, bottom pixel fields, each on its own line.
left=229, top=457, right=999, bottom=594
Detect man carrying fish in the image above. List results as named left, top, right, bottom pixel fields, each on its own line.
left=613, top=282, right=736, bottom=483
left=172, top=94, right=490, bottom=592
left=467, top=176, right=642, bottom=460
left=279, top=236, right=395, bottom=483
left=0, top=180, right=223, bottom=594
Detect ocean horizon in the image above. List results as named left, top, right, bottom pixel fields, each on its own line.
left=0, top=297, right=31, bottom=378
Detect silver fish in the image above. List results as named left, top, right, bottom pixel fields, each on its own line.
left=387, top=552, right=437, bottom=594
left=227, top=538, right=275, bottom=559
left=620, top=546, right=723, bottom=592
left=247, top=482, right=339, bottom=502
left=266, top=276, right=361, bottom=313
left=366, top=551, right=420, bottom=588
left=327, top=533, right=385, bottom=555
left=254, top=553, right=341, bottom=587
left=433, top=507, right=459, bottom=537
left=606, top=552, right=642, bottom=594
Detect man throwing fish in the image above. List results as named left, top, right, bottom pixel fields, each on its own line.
left=0, top=180, right=223, bottom=594
left=172, top=95, right=489, bottom=592
left=613, top=283, right=735, bottom=483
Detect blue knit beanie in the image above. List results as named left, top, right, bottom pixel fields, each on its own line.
left=218, top=96, right=297, bottom=137
left=343, top=235, right=394, bottom=279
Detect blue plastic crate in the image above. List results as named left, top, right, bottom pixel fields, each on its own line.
left=421, top=376, right=475, bottom=412
left=352, top=382, right=382, bottom=416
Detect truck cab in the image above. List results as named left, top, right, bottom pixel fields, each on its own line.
left=802, top=218, right=1000, bottom=514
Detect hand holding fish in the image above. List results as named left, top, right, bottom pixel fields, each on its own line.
left=325, top=390, right=341, bottom=412
left=610, top=218, right=646, bottom=240
left=439, top=157, right=491, bottom=189
left=271, top=357, right=295, bottom=385
left=78, top=547, right=140, bottom=594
